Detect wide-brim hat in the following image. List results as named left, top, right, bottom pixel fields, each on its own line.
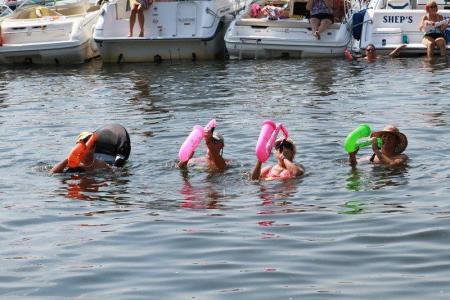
left=76, top=131, right=93, bottom=143
left=371, top=125, right=408, bottom=154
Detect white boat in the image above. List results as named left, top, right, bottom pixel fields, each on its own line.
left=93, top=0, right=244, bottom=63
left=0, top=0, right=102, bottom=64
left=356, top=0, right=450, bottom=55
left=224, top=0, right=356, bottom=59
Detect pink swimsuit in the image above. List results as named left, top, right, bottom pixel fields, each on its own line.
left=264, top=167, right=293, bottom=180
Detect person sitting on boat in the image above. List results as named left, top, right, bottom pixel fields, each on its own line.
left=128, top=0, right=152, bottom=37
left=306, top=0, right=334, bottom=40
left=344, top=44, right=407, bottom=61
left=250, top=3, right=288, bottom=19
left=349, top=124, right=408, bottom=167
left=178, top=127, right=228, bottom=172
left=251, top=138, right=305, bottom=180
left=51, top=124, right=131, bottom=173
left=419, top=1, right=450, bottom=58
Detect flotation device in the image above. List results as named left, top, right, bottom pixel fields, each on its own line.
left=344, top=124, right=382, bottom=153
left=255, top=120, right=289, bottom=163
left=178, top=119, right=217, bottom=163
left=67, top=133, right=97, bottom=168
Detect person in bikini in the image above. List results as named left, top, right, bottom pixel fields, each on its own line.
left=251, top=138, right=304, bottom=180
left=419, top=0, right=450, bottom=58
left=349, top=124, right=408, bottom=167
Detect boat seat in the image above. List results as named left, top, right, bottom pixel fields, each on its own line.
left=236, top=18, right=342, bottom=28
left=386, top=0, right=410, bottom=9
left=25, top=6, right=59, bottom=19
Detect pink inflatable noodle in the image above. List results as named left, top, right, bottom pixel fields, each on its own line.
left=255, top=120, right=276, bottom=163
left=256, top=121, right=289, bottom=163
left=178, top=119, right=217, bottom=162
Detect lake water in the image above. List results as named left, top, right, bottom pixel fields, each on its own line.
left=1, top=57, right=450, bottom=299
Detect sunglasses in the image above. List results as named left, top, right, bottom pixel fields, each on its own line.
left=212, top=137, right=223, bottom=144
left=366, top=48, right=375, bottom=52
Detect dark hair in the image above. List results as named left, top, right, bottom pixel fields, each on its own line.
left=275, top=139, right=295, bottom=152
left=366, top=44, right=376, bottom=50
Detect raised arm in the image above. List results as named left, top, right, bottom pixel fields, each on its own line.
left=348, top=148, right=358, bottom=167
left=282, top=157, right=304, bottom=177
left=51, top=158, right=68, bottom=173
left=204, top=131, right=226, bottom=171
left=419, top=15, right=429, bottom=32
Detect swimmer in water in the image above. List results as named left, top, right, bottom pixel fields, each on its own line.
left=51, top=124, right=131, bottom=173
left=178, top=127, right=228, bottom=172
left=349, top=124, right=408, bottom=167
left=251, top=138, right=304, bottom=180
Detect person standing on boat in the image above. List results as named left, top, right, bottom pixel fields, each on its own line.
left=306, top=0, right=334, bottom=40
left=178, top=127, right=228, bottom=172
left=251, top=138, right=304, bottom=180
left=419, top=1, right=450, bottom=58
left=129, top=0, right=152, bottom=37
left=51, top=124, right=131, bottom=173
left=348, top=125, right=408, bottom=167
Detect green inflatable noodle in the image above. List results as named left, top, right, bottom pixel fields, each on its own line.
left=344, top=124, right=382, bottom=153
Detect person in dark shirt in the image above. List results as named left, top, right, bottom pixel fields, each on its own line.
left=51, top=124, right=131, bottom=173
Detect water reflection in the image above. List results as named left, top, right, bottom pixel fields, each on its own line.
left=346, top=164, right=409, bottom=191
left=62, top=175, right=107, bottom=201
left=421, top=56, right=449, bottom=72
left=306, top=60, right=337, bottom=97
left=179, top=176, right=225, bottom=210
left=57, top=170, right=132, bottom=204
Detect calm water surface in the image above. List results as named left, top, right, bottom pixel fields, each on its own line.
left=1, top=57, right=450, bottom=299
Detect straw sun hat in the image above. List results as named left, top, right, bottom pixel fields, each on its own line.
left=371, top=125, right=408, bottom=154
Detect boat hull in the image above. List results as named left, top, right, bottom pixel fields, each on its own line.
left=0, top=40, right=98, bottom=64
left=0, top=8, right=101, bottom=64
left=93, top=0, right=240, bottom=62
left=225, top=18, right=352, bottom=59
left=95, top=30, right=227, bottom=63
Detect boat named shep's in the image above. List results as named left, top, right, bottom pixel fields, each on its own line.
left=225, top=0, right=355, bottom=59
left=93, top=0, right=244, bottom=63
left=357, top=0, right=450, bottom=54
left=0, top=0, right=102, bottom=64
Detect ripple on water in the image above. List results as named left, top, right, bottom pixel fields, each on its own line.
left=1, top=58, right=450, bottom=299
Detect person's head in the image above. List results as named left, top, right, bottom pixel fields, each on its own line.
left=425, top=1, right=438, bottom=13
left=365, top=44, right=376, bottom=57
left=211, top=131, right=224, bottom=156
left=274, top=138, right=296, bottom=162
left=371, top=125, right=408, bottom=155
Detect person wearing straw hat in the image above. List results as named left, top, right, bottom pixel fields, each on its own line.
left=51, top=124, right=131, bottom=173
left=349, top=124, right=408, bottom=167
